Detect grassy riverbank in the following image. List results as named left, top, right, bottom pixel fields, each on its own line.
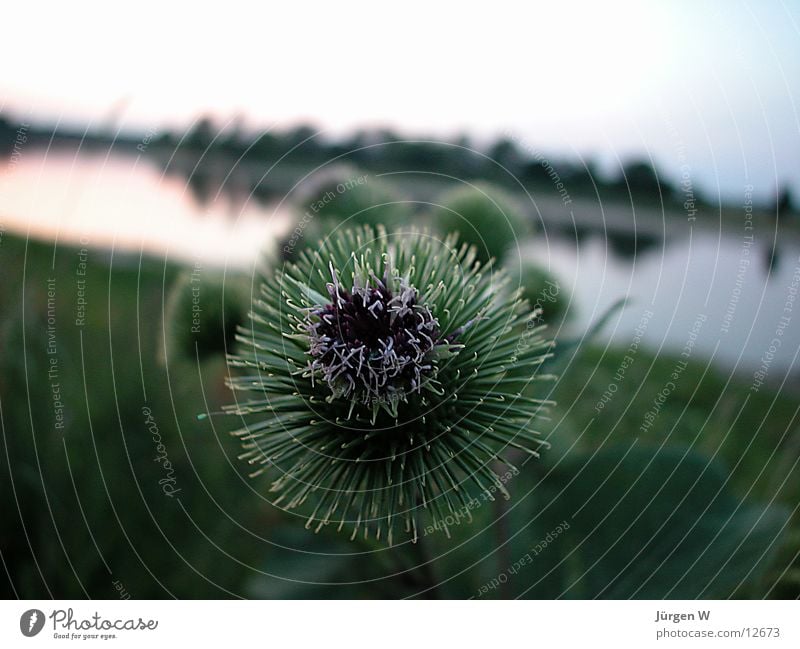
left=1, top=232, right=797, bottom=598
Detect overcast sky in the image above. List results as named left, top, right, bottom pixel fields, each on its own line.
left=2, top=0, right=799, bottom=201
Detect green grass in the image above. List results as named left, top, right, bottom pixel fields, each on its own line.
left=1, top=231, right=797, bottom=598
left=544, top=344, right=800, bottom=597
left=549, top=345, right=799, bottom=500
left=0, top=234, right=269, bottom=597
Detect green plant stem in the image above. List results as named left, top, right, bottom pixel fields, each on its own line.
left=411, top=534, right=442, bottom=599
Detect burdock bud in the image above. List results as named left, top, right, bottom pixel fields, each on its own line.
left=223, top=226, right=554, bottom=544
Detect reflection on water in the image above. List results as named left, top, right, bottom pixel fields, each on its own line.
left=1, top=150, right=798, bottom=374
left=530, top=229, right=800, bottom=373
left=0, top=150, right=290, bottom=268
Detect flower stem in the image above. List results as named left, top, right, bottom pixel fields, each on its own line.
left=411, top=534, right=442, bottom=599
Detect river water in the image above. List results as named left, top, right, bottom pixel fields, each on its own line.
left=0, top=150, right=290, bottom=268
left=2, top=149, right=798, bottom=377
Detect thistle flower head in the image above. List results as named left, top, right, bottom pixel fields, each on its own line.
left=306, top=265, right=441, bottom=415
left=224, top=226, right=553, bottom=544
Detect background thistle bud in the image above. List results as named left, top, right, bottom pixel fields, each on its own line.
left=428, top=182, right=532, bottom=264
left=225, top=225, right=554, bottom=544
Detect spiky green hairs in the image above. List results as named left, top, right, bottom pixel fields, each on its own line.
left=224, top=226, right=554, bottom=544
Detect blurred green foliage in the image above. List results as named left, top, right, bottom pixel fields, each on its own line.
left=427, top=183, right=532, bottom=264
left=280, top=167, right=414, bottom=261
left=515, top=259, right=570, bottom=328
left=0, top=235, right=268, bottom=598
left=1, top=233, right=797, bottom=599
left=163, top=269, right=249, bottom=364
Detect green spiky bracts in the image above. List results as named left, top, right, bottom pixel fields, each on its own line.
left=224, top=226, right=554, bottom=544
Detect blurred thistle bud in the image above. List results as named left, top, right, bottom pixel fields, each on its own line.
left=280, top=165, right=412, bottom=261
left=164, top=270, right=248, bottom=364
left=428, top=182, right=532, bottom=265
left=515, top=259, right=570, bottom=329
